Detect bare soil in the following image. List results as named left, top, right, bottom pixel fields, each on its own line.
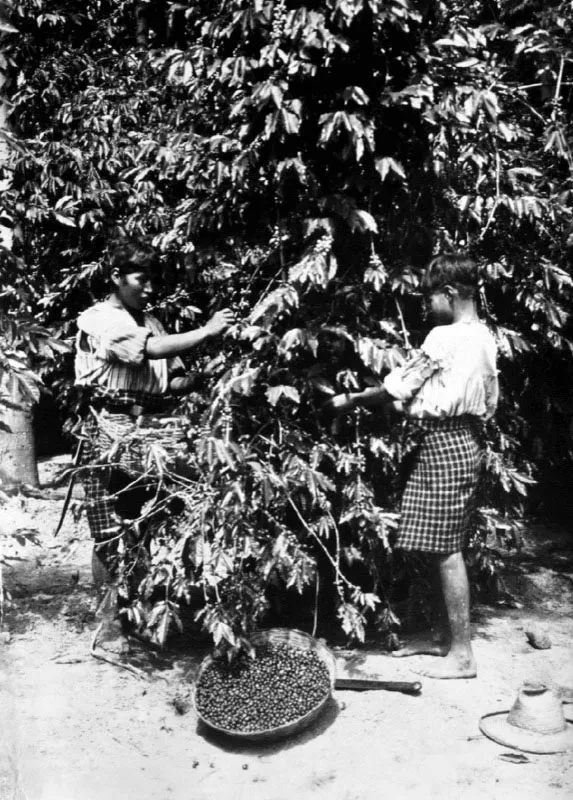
left=0, top=455, right=572, bottom=800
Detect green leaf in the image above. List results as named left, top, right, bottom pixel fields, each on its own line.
left=350, top=210, right=378, bottom=233
left=0, top=19, right=18, bottom=34
left=342, top=85, right=370, bottom=106
left=375, top=157, right=406, bottom=182
left=52, top=213, right=77, bottom=228
left=308, top=377, right=335, bottom=395
left=266, top=385, right=301, bottom=406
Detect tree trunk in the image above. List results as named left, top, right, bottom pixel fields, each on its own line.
left=0, top=52, right=37, bottom=486
left=0, top=376, right=39, bottom=487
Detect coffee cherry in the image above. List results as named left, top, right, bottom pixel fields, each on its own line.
left=271, top=0, right=288, bottom=41
left=196, top=643, right=331, bottom=733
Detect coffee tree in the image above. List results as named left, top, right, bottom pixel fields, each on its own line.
left=1, top=0, right=572, bottom=652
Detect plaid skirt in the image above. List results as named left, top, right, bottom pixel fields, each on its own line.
left=77, top=409, right=187, bottom=542
left=395, top=417, right=481, bottom=554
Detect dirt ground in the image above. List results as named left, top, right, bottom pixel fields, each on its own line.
left=0, top=455, right=572, bottom=800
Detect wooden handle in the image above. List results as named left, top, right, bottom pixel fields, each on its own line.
left=335, top=678, right=422, bottom=695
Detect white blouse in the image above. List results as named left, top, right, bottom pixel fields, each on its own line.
left=75, top=300, right=184, bottom=396
left=383, top=321, right=498, bottom=419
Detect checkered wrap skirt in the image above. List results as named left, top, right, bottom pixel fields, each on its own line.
left=78, top=409, right=187, bottom=542
left=395, top=417, right=481, bottom=554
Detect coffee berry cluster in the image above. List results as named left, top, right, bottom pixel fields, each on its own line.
left=196, top=643, right=331, bottom=733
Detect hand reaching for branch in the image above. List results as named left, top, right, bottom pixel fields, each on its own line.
left=204, top=308, right=235, bottom=337
left=322, top=392, right=404, bottom=430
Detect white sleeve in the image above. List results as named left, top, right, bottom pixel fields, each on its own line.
left=77, top=308, right=150, bottom=365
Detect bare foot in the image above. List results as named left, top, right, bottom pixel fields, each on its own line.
left=391, top=634, right=449, bottom=658
left=414, top=652, right=477, bottom=679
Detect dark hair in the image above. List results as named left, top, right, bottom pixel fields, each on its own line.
left=421, top=253, right=479, bottom=299
left=108, top=239, right=160, bottom=278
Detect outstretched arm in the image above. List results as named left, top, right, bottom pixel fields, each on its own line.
left=323, top=386, right=398, bottom=418
left=145, top=309, right=235, bottom=359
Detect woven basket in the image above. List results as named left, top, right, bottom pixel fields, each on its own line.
left=95, top=411, right=188, bottom=473
left=133, top=416, right=188, bottom=460
left=192, top=628, right=336, bottom=743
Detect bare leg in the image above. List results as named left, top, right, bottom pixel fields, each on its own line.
left=92, top=540, right=130, bottom=656
left=391, top=631, right=449, bottom=658
left=416, top=551, right=476, bottom=679
left=392, top=560, right=449, bottom=657
left=83, top=451, right=131, bottom=655
left=92, top=543, right=115, bottom=589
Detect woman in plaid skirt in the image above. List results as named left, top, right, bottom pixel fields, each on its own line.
left=325, top=253, right=498, bottom=679
left=74, top=239, right=234, bottom=651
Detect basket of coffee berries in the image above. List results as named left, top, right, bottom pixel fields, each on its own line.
left=192, top=628, right=336, bottom=743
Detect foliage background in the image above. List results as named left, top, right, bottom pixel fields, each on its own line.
left=1, top=0, right=572, bottom=651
